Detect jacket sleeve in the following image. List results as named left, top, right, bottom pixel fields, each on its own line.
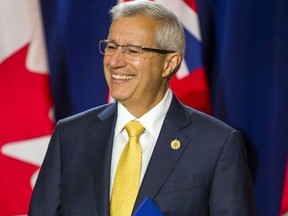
left=208, top=130, right=258, bottom=216
left=28, top=122, right=63, bottom=216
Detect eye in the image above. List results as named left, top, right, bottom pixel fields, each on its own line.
left=106, top=43, right=117, bottom=51
left=125, top=46, right=142, bottom=56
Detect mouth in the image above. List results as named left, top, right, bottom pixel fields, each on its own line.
left=112, top=74, right=134, bottom=80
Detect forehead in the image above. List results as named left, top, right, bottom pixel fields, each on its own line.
left=108, top=15, right=158, bottom=46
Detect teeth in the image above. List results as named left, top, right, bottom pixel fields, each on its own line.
left=112, top=74, right=133, bottom=80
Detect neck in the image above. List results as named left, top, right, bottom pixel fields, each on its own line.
left=121, top=90, right=169, bottom=118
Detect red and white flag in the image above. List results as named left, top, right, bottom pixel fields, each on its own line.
left=0, top=0, right=54, bottom=215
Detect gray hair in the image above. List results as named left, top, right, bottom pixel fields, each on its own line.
left=109, top=0, right=186, bottom=57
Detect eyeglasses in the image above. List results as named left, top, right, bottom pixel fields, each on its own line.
left=99, top=39, right=175, bottom=60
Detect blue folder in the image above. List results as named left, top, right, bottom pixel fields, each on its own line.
left=133, top=197, right=164, bottom=216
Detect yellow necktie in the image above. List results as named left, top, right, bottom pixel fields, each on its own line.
left=110, top=121, right=145, bottom=216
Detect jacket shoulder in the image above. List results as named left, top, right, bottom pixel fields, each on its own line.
left=56, top=103, right=116, bottom=127
left=179, top=103, right=238, bottom=140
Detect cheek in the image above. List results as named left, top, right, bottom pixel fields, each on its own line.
left=103, top=56, right=109, bottom=68
left=138, top=63, right=164, bottom=90
left=103, top=58, right=111, bottom=83
left=103, top=57, right=111, bottom=73
left=147, top=59, right=165, bottom=79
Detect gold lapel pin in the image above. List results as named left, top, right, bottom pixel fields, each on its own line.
left=171, top=139, right=181, bottom=150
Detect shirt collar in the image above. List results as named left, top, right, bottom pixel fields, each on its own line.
left=114, top=89, right=173, bottom=138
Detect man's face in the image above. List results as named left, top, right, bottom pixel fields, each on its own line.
left=103, top=15, right=170, bottom=116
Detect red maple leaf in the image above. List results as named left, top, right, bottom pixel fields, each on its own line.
left=0, top=44, right=54, bottom=215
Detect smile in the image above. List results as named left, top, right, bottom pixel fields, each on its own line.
left=112, top=74, right=134, bottom=80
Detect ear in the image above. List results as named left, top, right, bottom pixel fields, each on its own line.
left=162, top=53, right=182, bottom=78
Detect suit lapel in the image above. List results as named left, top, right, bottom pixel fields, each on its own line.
left=134, top=96, right=193, bottom=210
left=89, top=103, right=117, bottom=216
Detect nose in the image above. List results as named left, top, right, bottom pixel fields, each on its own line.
left=106, top=47, right=127, bottom=68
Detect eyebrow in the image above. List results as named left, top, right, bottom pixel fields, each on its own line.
left=108, top=38, right=143, bottom=47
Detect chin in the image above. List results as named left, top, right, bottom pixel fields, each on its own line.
left=110, top=93, right=127, bottom=102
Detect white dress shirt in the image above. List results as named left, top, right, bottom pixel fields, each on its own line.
left=110, top=89, right=173, bottom=197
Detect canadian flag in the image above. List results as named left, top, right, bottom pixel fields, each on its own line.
left=0, top=0, right=54, bottom=215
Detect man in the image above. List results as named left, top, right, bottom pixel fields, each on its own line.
left=29, top=1, right=257, bottom=215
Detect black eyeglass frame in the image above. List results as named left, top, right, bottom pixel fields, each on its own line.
left=99, top=39, right=176, bottom=55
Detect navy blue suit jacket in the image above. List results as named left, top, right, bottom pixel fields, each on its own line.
left=29, top=96, right=257, bottom=215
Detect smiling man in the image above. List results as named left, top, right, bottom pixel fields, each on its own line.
left=29, top=1, right=257, bottom=215
left=102, top=13, right=182, bottom=118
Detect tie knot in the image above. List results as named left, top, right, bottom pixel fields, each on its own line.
left=125, top=121, right=145, bottom=138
